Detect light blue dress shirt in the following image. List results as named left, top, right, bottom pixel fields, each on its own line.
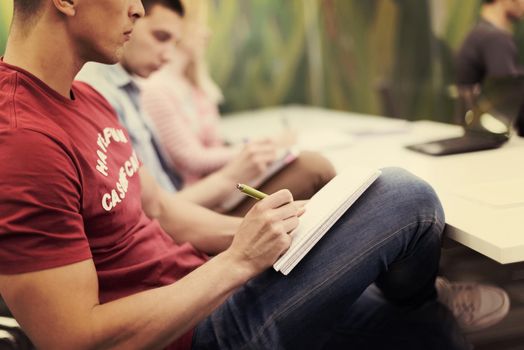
left=77, top=63, right=179, bottom=192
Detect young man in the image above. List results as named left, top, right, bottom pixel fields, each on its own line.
left=456, top=0, right=524, bottom=134
left=0, top=1, right=484, bottom=349
left=457, top=0, right=524, bottom=85
left=78, top=0, right=511, bottom=334
left=75, top=0, right=335, bottom=217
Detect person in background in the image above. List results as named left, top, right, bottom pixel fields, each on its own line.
left=76, top=0, right=336, bottom=217
left=0, top=1, right=465, bottom=349
left=456, top=0, right=524, bottom=135
left=141, top=0, right=233, bottom=185
left=140, top=0, right=301, bottom=185
left=142, top=1, right=300, bottom=186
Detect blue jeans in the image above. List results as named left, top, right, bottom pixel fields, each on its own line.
left=192, top=168, right=468, bottom=349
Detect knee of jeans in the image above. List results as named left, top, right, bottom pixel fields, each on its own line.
left=379, top=167, right=445, bottom=226
left=297, top=151, right=336, bottom=185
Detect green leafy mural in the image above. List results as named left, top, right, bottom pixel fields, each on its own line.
left=0, top=1, right=12, bottom=54
left=0, top=0, right=507, bottom=123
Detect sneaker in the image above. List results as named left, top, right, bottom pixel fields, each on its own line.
left=435, top=277, right=510, bottom=332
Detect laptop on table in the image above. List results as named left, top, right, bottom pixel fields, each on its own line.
left=406, top=76, right=524, bottom=156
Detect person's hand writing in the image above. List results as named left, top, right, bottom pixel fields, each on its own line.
left=219, top=139, right=278, bottom=184
left=225, top=189, right=305, bottom=278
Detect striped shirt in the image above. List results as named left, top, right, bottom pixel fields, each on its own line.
left=141, top=66, right=236, bottom=184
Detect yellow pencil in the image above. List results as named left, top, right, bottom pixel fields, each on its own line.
left=236, top=183, right=268, bottom=200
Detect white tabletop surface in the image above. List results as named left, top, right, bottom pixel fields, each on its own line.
left=221, top=106, right=524, bottom=264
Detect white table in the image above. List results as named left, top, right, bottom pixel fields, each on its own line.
left=221, top=106, right=524, bottom=264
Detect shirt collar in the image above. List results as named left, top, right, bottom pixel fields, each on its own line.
left=104, top=63, right=140, bottom=90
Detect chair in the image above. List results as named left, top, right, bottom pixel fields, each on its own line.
left=0, top=317, right=34, bottom=350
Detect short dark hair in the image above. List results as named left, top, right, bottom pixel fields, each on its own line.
left=483, top=0, right=495, bottom=3
left=14, top=0, right=185, bottom=21
left=13, top=0, right=43, bottom=20
left=141, top=0, right=185, bottom=17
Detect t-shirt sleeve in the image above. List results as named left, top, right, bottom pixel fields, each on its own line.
left=0, top=129, right=91, bottom=274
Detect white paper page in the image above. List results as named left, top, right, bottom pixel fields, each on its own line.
left=274, top=166, right=381, bottom=274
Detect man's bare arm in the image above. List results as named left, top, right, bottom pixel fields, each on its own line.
left=0, top=190, right=302, bottom=350
left=0, top=254, right=253, bottom=349
left=140, top=168, right=241, bottom=254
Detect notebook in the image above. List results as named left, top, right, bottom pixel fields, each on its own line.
left=274, top=166, right=381, bottom=275
left=220, top=147, right=300, bottom=211
left=406, top=76, right=524, bottom=156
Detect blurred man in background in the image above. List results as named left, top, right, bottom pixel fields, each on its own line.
left=456, top=0, right=524, bottom=134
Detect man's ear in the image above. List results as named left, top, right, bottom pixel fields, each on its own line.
left=52, top=0, right=76, bottom=17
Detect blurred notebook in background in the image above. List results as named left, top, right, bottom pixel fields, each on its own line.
left=220, top=147, right=300, bottom=211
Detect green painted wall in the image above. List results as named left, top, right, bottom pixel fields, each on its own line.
left=0, top=1, right=12, bottom=54
left=204, top=0, right=485, bottom=122
left=1, top=0, right=520, bottom=123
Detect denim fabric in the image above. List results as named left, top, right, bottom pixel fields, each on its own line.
left=192, top=167, right=466, bottom=350
left=323, top=284, right=472, bottom=350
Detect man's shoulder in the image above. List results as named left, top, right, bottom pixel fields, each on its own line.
left=73, top=80, right=117, bottom=109
left=77, top=63, right=116, bottom=93
left=0, top=67, right=62, bottom=137
left=77, top=63, right=131, bottom=90
left=1, top=126, right=66, bottom=150
left=0, top=65, right=18, bottom=130
left=0, top=125, right=78, bottom=174
left=76, top=63, right=133, bottom=114
left=458, top=22, right=514, bottom=64
left=465, top=20, right=513, bottom=45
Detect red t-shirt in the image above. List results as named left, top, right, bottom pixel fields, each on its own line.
left=0, top=61, right=207, bottom=349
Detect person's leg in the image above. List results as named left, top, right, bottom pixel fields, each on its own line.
left=193, top=167, right=447, bottom=349
left=322, top=284, right=472, bottom=350
left=227, top=151, right=336, bottom=216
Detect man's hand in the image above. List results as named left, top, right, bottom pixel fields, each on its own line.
left=224, top=189, right=305, bottom=277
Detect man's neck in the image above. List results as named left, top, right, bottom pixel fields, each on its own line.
left=3, top=20, right=83, bottom=99
left=481, top=5, right=513, bottom=33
